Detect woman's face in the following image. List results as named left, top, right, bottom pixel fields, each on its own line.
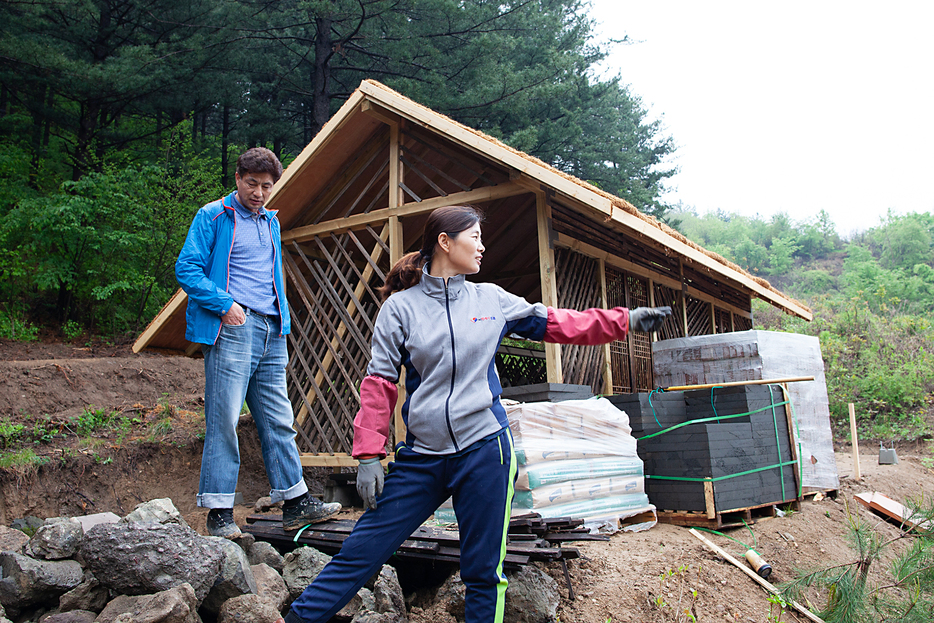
left=442, top=221, right=484, bottom=275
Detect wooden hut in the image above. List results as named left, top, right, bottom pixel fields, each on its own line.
left=134, top=80, right=811, bottom=466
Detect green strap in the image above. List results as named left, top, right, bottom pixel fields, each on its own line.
left=636, top=400, right=791, bottom=440
left=645, top=459, right=799, bottom=482
left=293, top=523, right=313, bottom=542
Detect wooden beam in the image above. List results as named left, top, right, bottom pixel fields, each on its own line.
left=598, top=258, right=613, bottom=393
left=133, top=289, right=188, bottom=353
left=536, top=191, right=562, bottom=383
left=554, top=233, right=753, bottom=319
left=388, top=125, right=407, bottom=451
left=299, top=453, right=397, bottom=468
left=361, top=100, right=403, bottom=126
left=282, top=182, right=528, bottom=244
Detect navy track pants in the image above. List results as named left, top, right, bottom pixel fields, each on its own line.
left=287, top=428, right=517, bottom=623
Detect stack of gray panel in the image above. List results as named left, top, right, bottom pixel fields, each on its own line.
left=500, top=382, right=593, bottom=403
left=653, top=330, right=838, bottom=492
left=608, top=385, right=797, bottom=513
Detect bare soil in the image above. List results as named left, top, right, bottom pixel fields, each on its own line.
left=2, top=338, right=932, bottom=622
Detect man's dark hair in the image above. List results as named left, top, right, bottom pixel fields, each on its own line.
left=236, top=147, right=283, bottom=182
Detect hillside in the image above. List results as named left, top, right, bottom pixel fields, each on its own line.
left=2, top=341, right=933, bottom=622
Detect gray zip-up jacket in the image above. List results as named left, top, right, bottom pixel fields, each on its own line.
left=367, top=269, right=548, bottom=455
left=351, top=268, right=631, bottom=457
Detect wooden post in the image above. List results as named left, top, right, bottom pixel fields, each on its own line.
left=849, top=403, right=861, bottom=481
left=536, top=191, right=562, bottom=383
left=704, top=481, right=716, bottom=519
left=388, top=122, right=407, bottom=452
left=678, top=258, right=688, bottom=337
left=598, top=258, right=613, bottom=393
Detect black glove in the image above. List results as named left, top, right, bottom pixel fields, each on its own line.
left=629, top=306, right=672, bottom=332
left=356, top=458, right=384, bottom=510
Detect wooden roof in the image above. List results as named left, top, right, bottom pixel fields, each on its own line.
left=134, top=79, right=810, bottom=354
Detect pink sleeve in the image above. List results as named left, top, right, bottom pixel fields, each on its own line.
left=543, top=307, right=629, bottom=345
left=351, top=375, right=399, bottom=459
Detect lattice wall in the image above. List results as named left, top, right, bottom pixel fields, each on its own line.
left=283, top=225, right=391, bottom=455
left=686, top=295, right=712, bottom=337
left=606, top=266, right=654, bottom=393
left=734, top=314, right=753, bottom=331
left=555, top=248, right=604, bottom=393
left=653, top=283, right=685, bottom=341
left=715, top=307, right=732, bottom=334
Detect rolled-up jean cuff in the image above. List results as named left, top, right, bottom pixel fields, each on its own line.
left=197, top=492, right=237, bottom=509
left=272, top=479, right=308, bottom=504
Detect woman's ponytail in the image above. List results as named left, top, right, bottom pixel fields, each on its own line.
left=377, top=251, right=426, bottom=301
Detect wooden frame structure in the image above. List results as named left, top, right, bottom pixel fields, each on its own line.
left=134, top=80, right=810, bottom=466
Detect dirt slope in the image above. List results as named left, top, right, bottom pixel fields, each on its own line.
left=2, top=339, right=932, bottom=622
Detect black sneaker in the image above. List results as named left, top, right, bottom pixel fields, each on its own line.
left=282, top=493, right=341, bottom=531
left=206, top=508, right=242, bottom=538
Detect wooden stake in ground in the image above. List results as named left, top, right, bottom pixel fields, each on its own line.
left=689, top=528, right=825, bottom=623
left=849, top=403, right=861, bottom=480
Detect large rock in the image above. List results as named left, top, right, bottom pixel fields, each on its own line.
left=217, top=594, right=282, bottom=623
left=434, top=571, right=465, bottom=619
left=0, top=527, right=28, bottom=554
left=251, top=563, right=290, bottom=613
left=26, top=517, right=83, bottom=560
left=372, top=565, right=405, bottom=621
left=122, top=499, right=190, bottom=530
left=96, top=596, right=146, bottom=623
left=95, top=584, right=200, bottom=623
left=41, top=610, right=97, bottom=623
left=503, top=566, right=559, bottom=623
left=351, top=612, right=398, bottom=623
left=79, top=522, right=224, bottom=604
left=337, top=588, right=375, bottom=620
left=0, top=551, right=83, bottom=608
left=248, top=541, right=285, bottom=574
left=200, top=537, right=257, bottom=614
left=58, top=573, right=109, bottom=613
left=73, top=512, right=121, bottom=533
left=282, top=547, right=331, bottom=599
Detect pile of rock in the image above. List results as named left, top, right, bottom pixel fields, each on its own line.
left=0, top=498, right=561, bottom=623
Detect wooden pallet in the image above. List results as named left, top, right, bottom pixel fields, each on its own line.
left=656, top=499, right=799, bottom=530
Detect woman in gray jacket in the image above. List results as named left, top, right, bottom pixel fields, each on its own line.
left=285, top=205, right=670, bottom=623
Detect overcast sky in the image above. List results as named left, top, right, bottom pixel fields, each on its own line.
left=586, top=1, right=934, bottom=236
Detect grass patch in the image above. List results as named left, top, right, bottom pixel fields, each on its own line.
left=0, top=448, right=49, bottom=470
left=0, top=419, right=25, bottom=448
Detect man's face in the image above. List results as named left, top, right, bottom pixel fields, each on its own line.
left=235, top=171, right=275, bottom=212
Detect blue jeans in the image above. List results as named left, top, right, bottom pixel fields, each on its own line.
left=198, top=310, right=308, bottom=508
left=289, top=429, right=517, bottom=623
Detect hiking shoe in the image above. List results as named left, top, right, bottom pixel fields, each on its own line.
left=282, top=494, right=341, bottom=531
left=206, top=508, right=242, bottom=538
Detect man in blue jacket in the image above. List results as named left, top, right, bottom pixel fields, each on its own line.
left=176, top=147, right=340, bottom=538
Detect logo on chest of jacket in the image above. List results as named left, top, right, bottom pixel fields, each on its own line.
left=471, top=316, right=497, bottom=323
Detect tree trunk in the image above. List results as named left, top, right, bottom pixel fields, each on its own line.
left=221, top=104, right=230, bottom=187
left=29, top=85, right=47, bottom=189
left=311, top=16, right=333, bottom=137
left=73, top=100, right=100, bottom=180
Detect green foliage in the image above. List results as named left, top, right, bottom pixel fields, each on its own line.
left=677, top=208, right=934, bottom=439
left=0, top=419, right=25, bottom=449
left=782, top=498, right=934, bottom=622
left=74, top=407, right=121, bottom=438
left=0, top=126, right=223, bottom=335
left=0, top=448, right=50, bottom=470
left=651, top=564, right=699, bottom=622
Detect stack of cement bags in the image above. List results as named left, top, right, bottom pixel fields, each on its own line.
left=506, top=397, right=655, bottom=531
